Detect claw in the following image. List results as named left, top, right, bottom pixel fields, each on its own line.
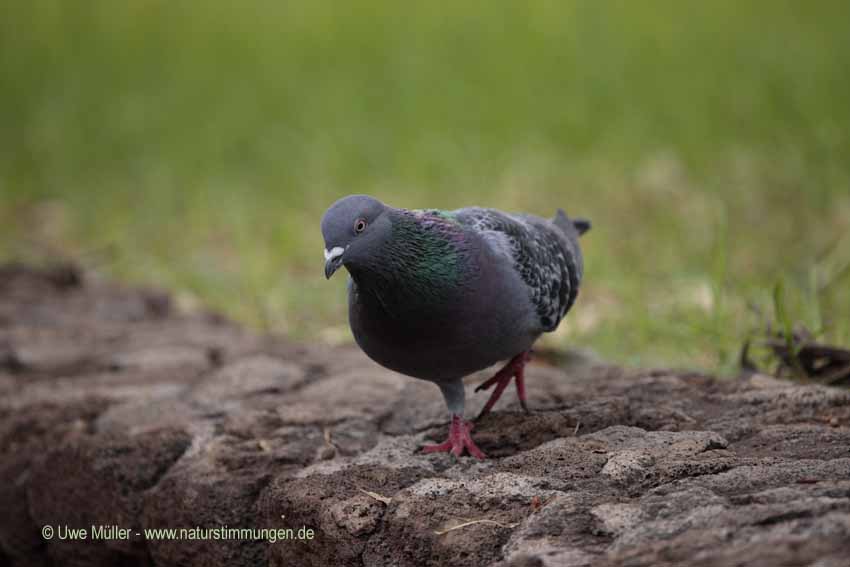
left=476, top=351, right=531, bottom=420
left=422, top=414, right=486, bottom=459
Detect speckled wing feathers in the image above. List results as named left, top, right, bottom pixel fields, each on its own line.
left=453, top=207, right=582, bottom=332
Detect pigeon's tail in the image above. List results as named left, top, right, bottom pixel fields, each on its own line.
left=554, top=209, right=591, bottom=237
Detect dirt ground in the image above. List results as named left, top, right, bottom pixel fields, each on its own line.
left=1, top=263, right=849, bottom=567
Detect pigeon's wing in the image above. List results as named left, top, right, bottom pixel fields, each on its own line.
left=452, top=207, right=583, bottom=332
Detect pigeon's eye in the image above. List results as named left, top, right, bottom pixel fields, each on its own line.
left=354, top=218, right=367, bottom=234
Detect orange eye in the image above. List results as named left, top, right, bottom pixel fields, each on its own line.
left=354, top=218, right=367, bottom=233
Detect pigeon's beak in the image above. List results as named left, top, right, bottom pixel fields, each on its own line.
left=324, top=246, right=345, bottom=279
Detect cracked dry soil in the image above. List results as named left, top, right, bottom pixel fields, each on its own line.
left=1, top=263, right=849, bottom=567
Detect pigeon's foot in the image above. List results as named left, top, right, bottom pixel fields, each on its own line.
left=422, top=414, right=486, bottom=459
left=475, top=350, right=531, bottom=420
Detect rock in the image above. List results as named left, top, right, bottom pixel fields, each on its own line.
left=29, top=429, right=191, bottom=565
left=1, top=263, right=849, bottom=566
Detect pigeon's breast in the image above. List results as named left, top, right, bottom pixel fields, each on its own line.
left=345, top=257, right=538, bottom=383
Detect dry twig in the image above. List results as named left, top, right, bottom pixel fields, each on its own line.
left=434, top=517, right=518, bottom=535
left=358, top=488, right=392, bottom=505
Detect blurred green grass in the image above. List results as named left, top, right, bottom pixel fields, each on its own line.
left=1, top=1, right=849, bottom=371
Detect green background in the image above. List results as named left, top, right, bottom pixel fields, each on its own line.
left=2, top=1, right=849, bottom=371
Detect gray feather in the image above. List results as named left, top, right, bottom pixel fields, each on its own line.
left=453, top=206, right=586, bottom=332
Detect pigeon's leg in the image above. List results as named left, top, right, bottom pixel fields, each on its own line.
left=475, top=351, right=531, bottom=419
left=422, top=415, right=485, bottom=459
left=422, top=381, right=486, bottom=459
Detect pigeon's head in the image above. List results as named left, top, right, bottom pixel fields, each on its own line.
left=321, top=195, right=389, bottom=279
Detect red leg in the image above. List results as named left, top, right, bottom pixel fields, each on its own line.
left=476, top=369, right=512, bottom=418
left=475, top=351, right=531, bottom=419
left=515, top=359, right=529, bottom=413
left=422, top=414, right=486, bottom=459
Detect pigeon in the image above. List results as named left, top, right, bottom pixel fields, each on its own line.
left=321, top=195, right=590, bottom=459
